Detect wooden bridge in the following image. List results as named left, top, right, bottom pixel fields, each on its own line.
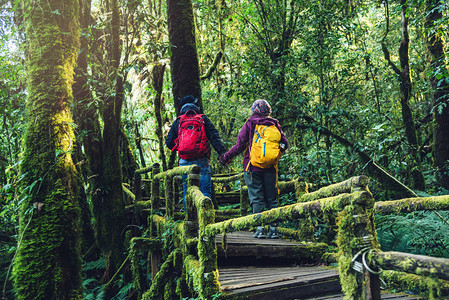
left=123, top=164, right=449, bottom=299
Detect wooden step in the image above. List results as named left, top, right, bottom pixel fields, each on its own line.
left=302, top=292, right=424, bottom=299
left=218, top=265, right=340, bottom=299
left=218, top=265, right=423, bottom=300
left=216, top=231, right=326, bottom=263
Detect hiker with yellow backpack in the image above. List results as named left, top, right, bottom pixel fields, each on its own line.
left=219, top=99, right=289, bottom=239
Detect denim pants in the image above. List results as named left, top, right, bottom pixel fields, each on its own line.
left=244, top=171, right=277, bottom=214
left=179, top=156, right=211, bottom=211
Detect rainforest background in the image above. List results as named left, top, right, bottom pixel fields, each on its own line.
left=0, top=0, right=449, bottom=298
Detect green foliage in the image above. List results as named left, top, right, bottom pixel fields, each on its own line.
left=0, top=0, right=448, bottom=298
left=376, top=210, right=449, bottom=258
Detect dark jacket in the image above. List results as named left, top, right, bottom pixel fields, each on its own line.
left=224, top=114, right=289, bottom=172
left=165, top=104, right=226, bottom=157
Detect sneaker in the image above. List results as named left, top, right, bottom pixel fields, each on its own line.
left=267, top=225, right=279, bottom=239
left=253, top=226, right=266, bottom=238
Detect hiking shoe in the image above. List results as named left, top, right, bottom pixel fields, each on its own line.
left=267, top=225, right=279, bottom=239
left=253, top=226, right=266, bottom=239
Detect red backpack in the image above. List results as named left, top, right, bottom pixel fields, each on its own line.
left=173, top=110, right=208, bottom=159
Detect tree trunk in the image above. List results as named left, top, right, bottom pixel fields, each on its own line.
left=97, top=0, right=127, bottom=288
left=120, top=126, right=139, bottom=186
left=167, top=0, right=202, bottom=115
left=135, top=123, right=147, bottom=170
left=13, top=0, right=83, bottom=298
left=425, top=0, right=449, bottom=190
left=381, top=0, right=425, bottom=190
left=71, top=0, right=99, bottom=262
left=152, top=63, right=168, bottom=171
left=72, top=0, right=128, bottom=286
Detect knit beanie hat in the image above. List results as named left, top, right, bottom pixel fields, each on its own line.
left=251, top=99, right=272, bottom=116
left=180, top=95, right=199, bottom=107
left=180, top=103, right=200, bottom=114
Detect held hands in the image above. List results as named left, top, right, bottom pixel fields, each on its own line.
left=279, top=142, right=286, bottom=153
left=218, top=153, right=231, bottom=166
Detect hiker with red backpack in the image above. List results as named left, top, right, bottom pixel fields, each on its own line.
left=166, top=95, right=227, bottom=211
left=219, top=99, right=288, bottom=239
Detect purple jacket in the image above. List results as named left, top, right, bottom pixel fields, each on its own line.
left=225, top=114, right=289, bottom=172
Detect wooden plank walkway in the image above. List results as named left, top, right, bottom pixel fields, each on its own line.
left=219, top=265, right=340, bottom=299
left=303, top=293, right=424, bottom=300
left=216, top=231, right=340, bottom=298
left=216, top=232, right=424, bottom=299
left=216, top=231, right=320, bottom=261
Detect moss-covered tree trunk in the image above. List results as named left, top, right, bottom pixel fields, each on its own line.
left=381, top=0, right=425, bottom=190
left=167, top=0, right=202, bottom=114
left=72, top=0, right=98, bottom=261
left=72, top=0, right=128, bottom=287
left=425, top=0, right=449, bottom=190
left=96, top=0, right=127, bottom=289
left=13, top=0, right=83, bottom=298
left=152, top=63, right=168, bottom=171
left=251, top=0, right=299, bottom=116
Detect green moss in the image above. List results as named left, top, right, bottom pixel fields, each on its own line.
left=375, top=195, right=449, bottom=214
left=146, top=170, right=449, bottom=300
left=299, top=176, right=369, bottom=203
left=13, top=0, right=83, bottom=298
left=336, top=206, right=361, bottom=299
left=130, top=245, right=145, bottom=298
left=142, top=250, right=180, bottom=300
left=381, top=270, right=449, bottom=299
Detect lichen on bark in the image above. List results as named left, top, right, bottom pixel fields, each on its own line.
left=13, top=0, right=83, bottom=299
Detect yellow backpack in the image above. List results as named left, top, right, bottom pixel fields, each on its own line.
left=246, top=124, right=282, bottom=170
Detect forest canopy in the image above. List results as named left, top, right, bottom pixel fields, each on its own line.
left=0, top=0, right=448, bottom=299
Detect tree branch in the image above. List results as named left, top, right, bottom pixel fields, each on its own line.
left=200, top=50, right=223, bottom=80
left=286, top=114, right=416, bottom=197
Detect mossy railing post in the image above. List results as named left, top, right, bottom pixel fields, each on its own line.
left=211, top=178, right=218, bottom=209
left=150, top=163, right=161, bottom=213
left=149, top=163, right=161, bottom=280
left=133, top=170, right=143, bottom=225
left=173, top=175, right=182, bottom=209
left=240, top=184, right=249, bottom=216
left=189, top=185, right=219, bottom=299
left=295, top=180, right=309, bottom=200
left=165, top=174, right=175, bottom=218
left=186, top=166, right=201, bottom=238
left=134, top=170, right=142, bottom=202
left=336, top=186, right=381, bottom=300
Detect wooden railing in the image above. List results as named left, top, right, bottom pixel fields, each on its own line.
left=126, top=164, right=449, bottom=300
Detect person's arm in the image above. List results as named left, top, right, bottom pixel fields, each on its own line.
left=165, top=119, right=179, bottom=150
left=203, top=115, right=226, bottom=155
left=219, top=120, right=251, bottom=165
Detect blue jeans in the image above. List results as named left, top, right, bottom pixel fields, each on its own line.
left=179, top=156, right=211, bottom=211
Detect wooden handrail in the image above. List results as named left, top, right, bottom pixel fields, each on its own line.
left=205, top=191, right=373, bottom=236
left=134, top=169, right=449, bottom=299
left=374, top=195, right=449, bottom=214
left=211, top=172, right=243, bottom=183
left=369, top=250, right=449, bottom=281
left=298, top=175, right=369, bottom=203
left=135, top=163, right=160, bottom=174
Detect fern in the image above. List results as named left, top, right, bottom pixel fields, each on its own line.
left=376, top=210, right=449, bottom=258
